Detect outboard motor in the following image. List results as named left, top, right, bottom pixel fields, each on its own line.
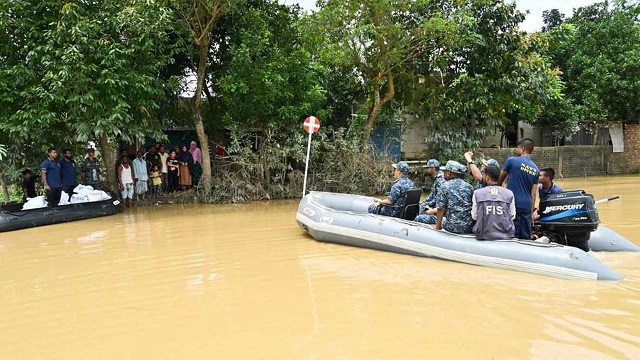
left=538, top=190, right=599, bottom=252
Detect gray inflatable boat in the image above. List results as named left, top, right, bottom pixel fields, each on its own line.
left=297, top=192, right=629, bottom=280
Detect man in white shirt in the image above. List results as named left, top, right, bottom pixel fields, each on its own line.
left=158, top=145, right=169, bottom=192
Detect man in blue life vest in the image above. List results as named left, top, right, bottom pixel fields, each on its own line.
left=40, top=147, right=63, bottom=207
left=465, top=150, right=499, bottom=189
left=368, top=161, right=414, bottom=218
left=433, top=160, right=474, bottom=233
left=414, top=159, right=444, bottom=224
left=472, top=165, right=516, bottom=240
left=498, top=138, right=540, bottom=239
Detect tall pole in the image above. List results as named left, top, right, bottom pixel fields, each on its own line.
left=302, top=129, right=313, bottom=196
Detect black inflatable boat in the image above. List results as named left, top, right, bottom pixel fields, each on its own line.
left=0, top=197, right=123, bottom=232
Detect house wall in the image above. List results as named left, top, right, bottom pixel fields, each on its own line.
left=475, top=124, right=640, bottom=178
left=608, top=123, right=640, bottom=174
left=401, top=116, right=430, bottom=159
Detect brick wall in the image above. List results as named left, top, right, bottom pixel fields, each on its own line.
left=608, top=123, right=640, bottom=174
left=475, top=124, right=640, bottom=178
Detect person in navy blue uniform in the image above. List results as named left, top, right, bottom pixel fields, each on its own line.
left=538, top=168, right=563, bottom=200
left=368, top=162, right=414, bottom=218
left=498, top=138, right=540, bottom=239
left=40, top=147, right=63, bottom=206
left=59, top=148, right=77, bottom=194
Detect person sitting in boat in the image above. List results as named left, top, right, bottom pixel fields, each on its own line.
left=471, top=165, right=516, bottom=240
left=368, top=161, right=414, bottom=218
left=414, top=159, right=444, bottom=224
left=433, top=161, right=474, bottom=234
left=464, top=151, right=499, bottom=189
left=538, top=168, right=562, bottom=200
left=532, top=167, right=563, bottom=221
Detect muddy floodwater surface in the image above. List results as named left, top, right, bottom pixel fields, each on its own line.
left=1, top=176, right=639, bottom=359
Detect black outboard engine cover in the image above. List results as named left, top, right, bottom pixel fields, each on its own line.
left=538, top=190, right=599, bottom=251
left=539, top=190, right=599, bottom=232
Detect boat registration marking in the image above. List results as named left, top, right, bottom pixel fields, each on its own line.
left=303, top=207, right=315, bottom=216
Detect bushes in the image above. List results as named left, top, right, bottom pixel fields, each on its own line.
left=203, top=126, right=393, bottom=203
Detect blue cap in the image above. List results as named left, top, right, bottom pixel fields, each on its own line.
left=425, top=159, right=440, bottom=168
left=441, top=160, right=467, bottom=174
left=392, top=161, right=410, bottom=174
left=481, top=158, right=499, bottom=168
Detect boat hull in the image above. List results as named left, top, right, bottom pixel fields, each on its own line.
left=297, top=192, right=623, bottom=280
left=0, top=197, right=123, bottom=232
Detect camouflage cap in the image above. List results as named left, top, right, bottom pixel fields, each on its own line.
left=481, top=158, right=499, bottom=168
left=441, top=160, right=466, bottom=174
left=424, top=159, right=440, bottom=168
left=392, top=161, right=410, bottom=174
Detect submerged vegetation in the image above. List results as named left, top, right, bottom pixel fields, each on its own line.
left=0, top=0, right=638, bottom=202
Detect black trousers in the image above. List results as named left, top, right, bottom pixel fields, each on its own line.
left=46, top=187, right=62, bottom=207
left=167, top=171, right=178, bottom=192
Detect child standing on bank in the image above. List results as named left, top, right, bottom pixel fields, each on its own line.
left=150, top=165, right=162, bottom=198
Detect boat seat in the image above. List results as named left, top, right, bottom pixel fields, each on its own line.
left=379, top=188, right=422, bottom=221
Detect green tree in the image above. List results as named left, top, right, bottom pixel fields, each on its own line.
left=316, top=0, right=432, bottom=146
left=172, top=0, right=229, bottom=196
left=411, top=0, right=563, bottom=156
left=214, top=1, right=327, bottom=129
left=0, top=0, right=177, bottom=190
left=563, top=1, right=640, bottom=124
left=542, top=9, right=566, bottom=32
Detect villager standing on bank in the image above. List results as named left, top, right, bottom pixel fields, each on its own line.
left=144, top=146, right=161, bottom=172
left=167, top=150, right=180, bottom=193
left=472, top=165, right=516, bottom=240
left=178, top=145, right=193, bottom=190
left=60, top=148, right=77, bottom=195
left=498, top=138, right=540, bottom=240
left=117, top=156, right=135, bottom=208
left=159, top=145, right=169, bottom=191
left=81, top=148, right=101, bottom=190
left=368, top=162, right=414, bottom=218
left=132, top=151, right=149, bottom=200
left=40, top=147, right=62, bottom=207
left=21, top=169, right=37, bottom=201
left=189, top=141, right=202, bottom=187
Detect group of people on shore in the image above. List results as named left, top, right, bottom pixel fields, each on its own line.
left=115, top=142, right=203, bottom=207
left=369, top=138, right=563, bottom=240
left=21, top=141, right=204, bottom=208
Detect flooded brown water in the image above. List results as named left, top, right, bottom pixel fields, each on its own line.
left=0, top=176, right=639, bottom=359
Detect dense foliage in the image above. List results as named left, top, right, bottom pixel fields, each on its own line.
left=1, top=0, right=638, bottom=202
left=536, top=1, right=640, bottom=137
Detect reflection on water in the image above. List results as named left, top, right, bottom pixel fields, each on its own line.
left=0, top=176, right=638, bottom=358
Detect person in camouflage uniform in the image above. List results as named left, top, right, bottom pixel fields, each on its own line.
left=434, top=160, right=474, bottom=234
left=464, top=151, right=499, bottom=189
left=414, top=159, right=444, bottom=224
left=368, top=161, right=414, bottom=218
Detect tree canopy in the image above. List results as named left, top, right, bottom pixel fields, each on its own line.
left=1, top=0, right=638, bottom=200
